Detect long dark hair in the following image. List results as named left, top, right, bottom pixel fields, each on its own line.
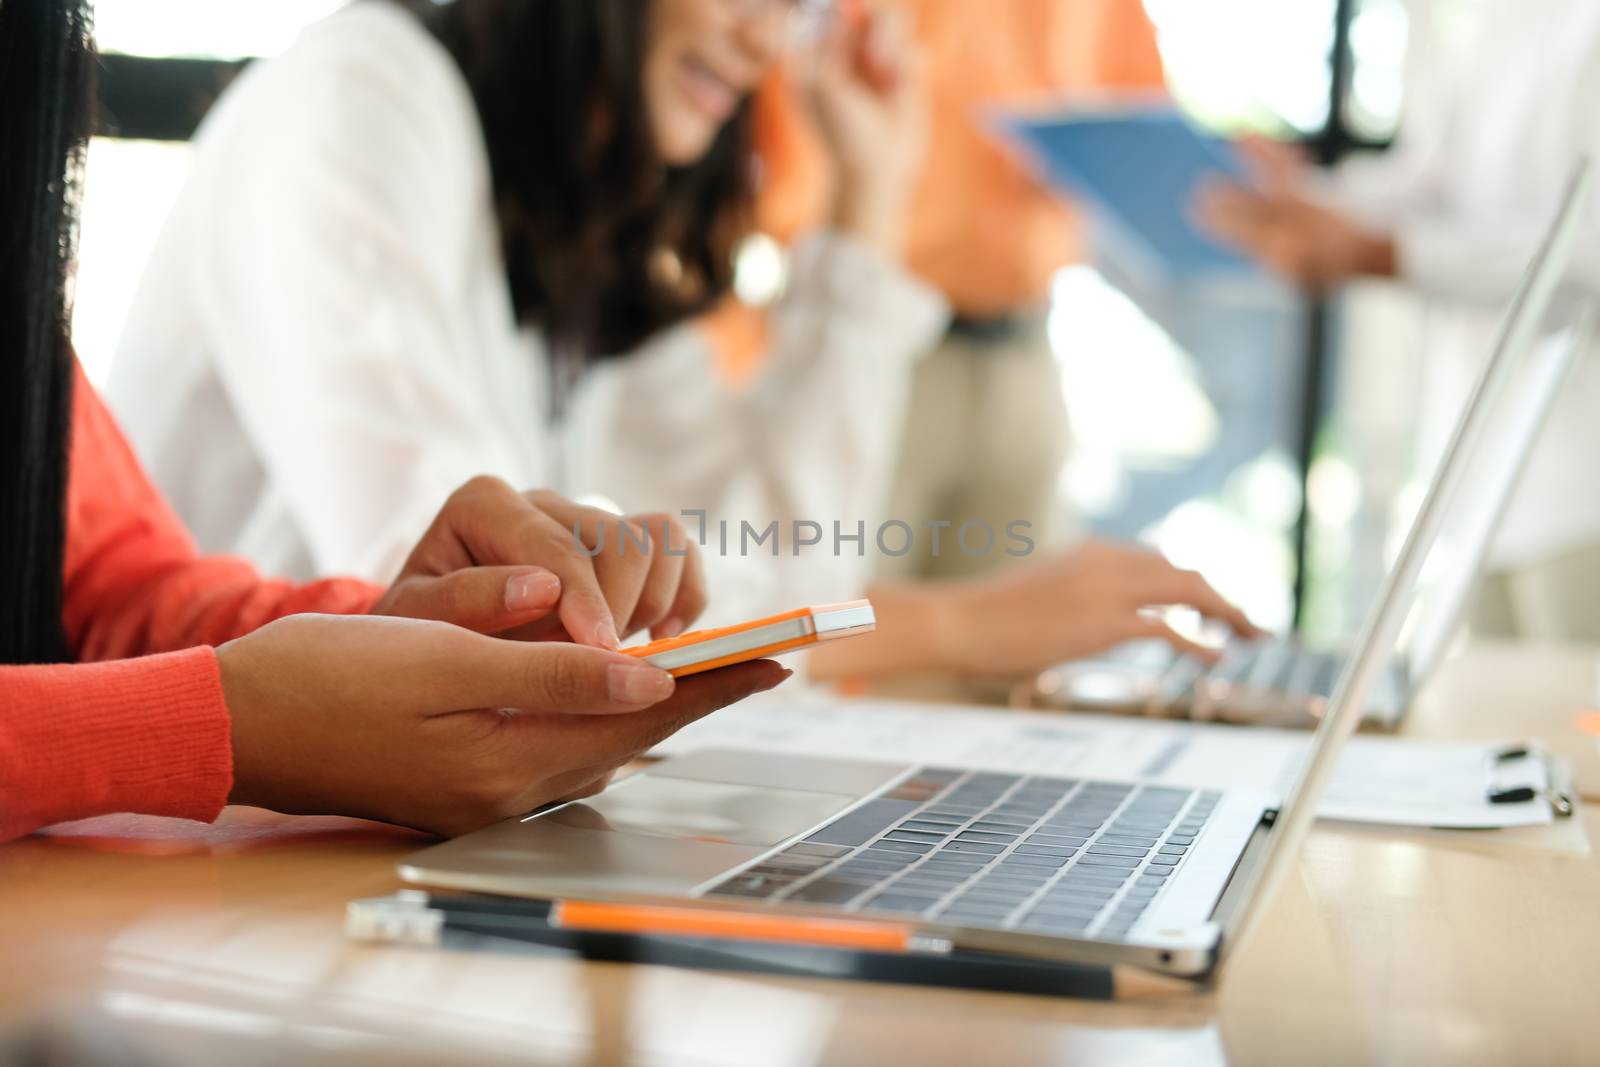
left=406, top=0, right=754, bottom=357
left=0, top=0, right=91, bottom=665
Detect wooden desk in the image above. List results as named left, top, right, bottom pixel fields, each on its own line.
left=3, top=643, right=1597, bottom=1066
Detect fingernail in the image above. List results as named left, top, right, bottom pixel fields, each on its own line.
left=609, top=662, right=675, bottom=706
left=595, top=620, right=621, bottom=650
left=658, top=616, right=686, bottom=639
left=505, top=570, right=560, bottom=612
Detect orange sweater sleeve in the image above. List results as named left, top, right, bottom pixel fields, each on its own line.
left=63, top=363, right=380, bottom=658
left=0, top=365, right=382, bottom=841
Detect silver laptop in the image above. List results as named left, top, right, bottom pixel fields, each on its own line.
left=399, top=163, right=1593, bottom=983
left=1039, top=219, right=1595, bottom=732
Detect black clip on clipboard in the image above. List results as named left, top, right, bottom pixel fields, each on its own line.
left=1487, top=744, right=1576, bottom=817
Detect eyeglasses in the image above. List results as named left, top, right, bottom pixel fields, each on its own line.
left=735, top=0, right=838, bottom=44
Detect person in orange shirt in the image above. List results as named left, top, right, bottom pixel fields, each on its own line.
left=708, top=0, right=1168, bottom=579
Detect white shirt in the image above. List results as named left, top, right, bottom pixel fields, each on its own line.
left=109, top=2, right=948, bottom=623
left=1327, top=0, right=1600, bottom=568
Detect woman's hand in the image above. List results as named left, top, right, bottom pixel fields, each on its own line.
left=805, top=6, right=927, bottom=258
left=372, top=476, right=706, bottom=646
left=1192, top=136, right=1396, bottom=292
left=220, top=614, right=788, bottom=836
left=810, top=540, right=1263, bottom=682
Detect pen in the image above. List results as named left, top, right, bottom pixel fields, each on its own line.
left=552, top=900, right=939, bottom=953
left=350, top=893, right=952, bottom=955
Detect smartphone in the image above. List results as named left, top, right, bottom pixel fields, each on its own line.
left=624, top=600, right=876, bottom=678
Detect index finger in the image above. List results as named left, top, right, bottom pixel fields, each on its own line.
left=657, top=518, right=707, bottom=638
left=1157, top=568, right=1263, bottom=639
left=499, top=506, right=621, bottom=649
left=434, top=477, right=620, bottom=649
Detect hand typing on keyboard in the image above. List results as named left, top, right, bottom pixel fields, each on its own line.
left=847, top=541, right=1262, bottom=678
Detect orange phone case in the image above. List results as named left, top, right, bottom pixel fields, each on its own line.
left=625, top=601, right=875, bottom=678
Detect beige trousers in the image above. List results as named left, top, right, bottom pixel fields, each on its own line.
left=1468, top=540, right=1600, bottom=642
left=876, top=315, right=1071, bottom=582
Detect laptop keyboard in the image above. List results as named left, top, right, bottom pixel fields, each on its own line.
left=1199, top=640, right=1343, bottom=701
left=703, top=769, right=1219, bottom=940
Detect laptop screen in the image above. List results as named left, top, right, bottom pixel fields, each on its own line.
left=1216, top=160, right=1595, bottom=968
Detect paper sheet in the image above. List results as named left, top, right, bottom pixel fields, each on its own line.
left=652, top=695, right=1553, bottom=830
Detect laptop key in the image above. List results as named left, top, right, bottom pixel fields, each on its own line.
left=1013, top=844, right=1074, bottom=858
left=1021, top=916, right=1092, bottom=934
left=1087, top=845, right=1148, bottom=858
left=1049, top=879, right=1117, bottom=895
left=1077, top=856, right=1141, bottom=869
left=980, top=872, right=1052, bottom=888
left=861, top=893, right=942, bottom=915
left=1045, top=894, right=1114, bottom=912
left=790, top=879, right=872, bottom=905
left=753, top=853, right=832, bottom=871
left=998, top=853, right=1068, bottom=869
left=1030, top=900, right=1103, bottom=918
left=805, top=799, right=921, bottom=848
left=896, top=875, right=969, bottom=892
left=1060, top=876, right=1127, bottom=892
left=860, top=848, right=919, bottom=865
left=1147, top=856, right=1181, bottom=866
left=900, top=820, right=957, bottom=834
left=873, top=839, right=934, bottom=854
left=941, top=841, right=1006, bottom=855
left=961, top=881, right=1036, bottom=897
left=1159, top=844, right=1189, bottom=855
left=883, top=829, right=945, bottom=843
left=940, top=907, right=1015, bottom=924
left=956, top=830, right=1018, bottom=844
left=960, top=894, right=1034, bottom=911
left=1097, top=834, right=1158, bottom=848
left=783, top=842, right=853, bottom=860
left=1027, top=833, right=1087, bottom=848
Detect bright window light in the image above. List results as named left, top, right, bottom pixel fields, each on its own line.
left=73, top=138, right=195, bottom=386
left=94, top=0, right=346, bottom=59
left=1048, top=266, right=1219, bottom=463
left=1144, top=0, right=1337, bottom=133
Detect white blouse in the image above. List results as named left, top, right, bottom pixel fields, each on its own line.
left=109, top=1, right=949, bottom=624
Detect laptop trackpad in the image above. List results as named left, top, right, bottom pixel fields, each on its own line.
left=547, top=775, right=858, bottom=848
left=399, top=774, right=863, bottom=898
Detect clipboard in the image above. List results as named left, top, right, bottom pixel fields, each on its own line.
left=995, top=101, right=1257, bottom=283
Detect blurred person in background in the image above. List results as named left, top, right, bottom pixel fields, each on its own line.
left=111, top=0, right=1257, bottom=686
left=706, top=0, right=1170, bottom=583
left=1196, top=0, right=1600, bottom=641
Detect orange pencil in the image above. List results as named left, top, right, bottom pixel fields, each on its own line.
left=553, top=900, right=948, bottom=954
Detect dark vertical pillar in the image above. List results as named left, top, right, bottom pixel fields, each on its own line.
left=1292, top=0, right=1360, bottom=629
